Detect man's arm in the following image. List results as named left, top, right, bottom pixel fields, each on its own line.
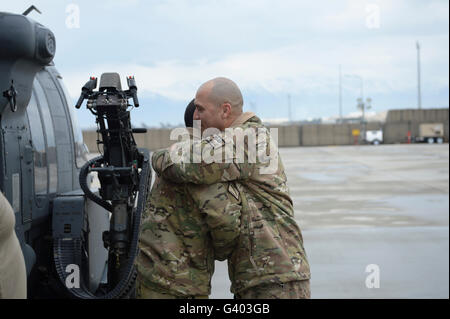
left=188, top=182, right=241, bottom=261
left=152, top=133, right=253, bottom=185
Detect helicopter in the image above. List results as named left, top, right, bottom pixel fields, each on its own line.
left=0, top=7, right=150, bottom=298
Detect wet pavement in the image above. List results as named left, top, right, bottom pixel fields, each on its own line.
left=210, top=144, right=449, bottom=299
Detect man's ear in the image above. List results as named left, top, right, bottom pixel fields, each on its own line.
left=222, top=103, right=232, bottom=119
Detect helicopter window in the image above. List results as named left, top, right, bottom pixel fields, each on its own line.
left=33, top=79, right=57, bottom=193
left=26, top=92, right=48, bottom=195
left=56, top=78, right=88, bottom=168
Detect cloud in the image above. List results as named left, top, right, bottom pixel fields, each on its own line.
left=63, top=31, right=449, bottom=103
left=3, top=0, right=447, bottom=123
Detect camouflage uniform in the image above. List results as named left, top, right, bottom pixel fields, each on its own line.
left=136, top=165, right=241, bottom=298
left=0, top=192, right=26, bottom=299
left=235, top=280, right=311, bottom=299
left=152, top=112, right=311, bottom=298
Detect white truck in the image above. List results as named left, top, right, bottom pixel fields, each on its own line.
left=415, top=123, right=444, bottom=144
left=365, top=130, right=383, bottom=145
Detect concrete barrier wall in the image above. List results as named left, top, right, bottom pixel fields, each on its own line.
left=82, top=108, right=448, bottom=151
left=146, top=129, right=172, bottom=150
left=82, top=129, right=174, bottom=153
left=300, top=125, right=319, bottom=146
left=385, top=108, right=449, bottom=143
left=282, top=125, right=301, bottom=146
left=82, top=131, right=98, bottom=153
left=300, top=122, right=383, bottom=146
left=332, top=124, right=351, bottom=145
left=383, top=122, right=411, bottom=144
left=386, top=108, right=449, bottom=123
left=267, top=126, right=301, bottom=147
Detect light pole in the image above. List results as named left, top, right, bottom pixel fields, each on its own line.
left=416, top=41, right=422, bottom=109
left=344, top=74, right=371, bottom=143
left=339, top=65, right=342, bottom=123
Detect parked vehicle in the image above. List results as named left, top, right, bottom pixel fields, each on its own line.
left=365, top=130, right=383, bottom=145
left=415, top=123, right=444, bottom=144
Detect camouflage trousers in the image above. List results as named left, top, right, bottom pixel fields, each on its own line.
left=136, top=281, right=209, bottom=299
left=234, top=280, right=311, bottom=299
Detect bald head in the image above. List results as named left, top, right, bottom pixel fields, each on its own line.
left=194, top=77, right=244, bottom=131
left=199, top=77, right=243, bottom=115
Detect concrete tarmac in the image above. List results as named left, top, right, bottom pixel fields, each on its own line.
left=210, top=144, right=449, bottom=299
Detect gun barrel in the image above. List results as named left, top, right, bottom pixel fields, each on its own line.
left=132, top=92, right=139, bottom=107
left=75, top=94, right=84, bottom=109
left=132, top=128, right=147, bottom=133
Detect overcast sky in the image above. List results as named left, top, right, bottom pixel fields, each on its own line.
left=2, top=0, right=449, bottom=128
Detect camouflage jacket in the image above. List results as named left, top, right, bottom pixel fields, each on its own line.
left=136, top=171, right=241, bottom=296
left=0, top=192, right=26, bottom=299
left=152, top=112, right=311, bottom=294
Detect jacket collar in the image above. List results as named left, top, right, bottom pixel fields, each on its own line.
left=230, top=112, right=255, bottom=128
